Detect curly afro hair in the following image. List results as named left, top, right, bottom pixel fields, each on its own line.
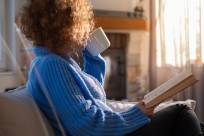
left=17, top=0, right=94, bottom=54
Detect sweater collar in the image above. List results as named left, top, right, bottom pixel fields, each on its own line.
left=33, top=46, right=51, bottom=56
left=32, top=46, right=81, bottom=70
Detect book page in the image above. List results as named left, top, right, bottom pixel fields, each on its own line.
left=144, top=70, right=193, bottom=104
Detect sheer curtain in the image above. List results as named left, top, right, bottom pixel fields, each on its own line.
left=150, top=0, right=204, bottom=122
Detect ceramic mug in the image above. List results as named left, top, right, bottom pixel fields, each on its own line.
left=86, top=27, right=110, bottom=56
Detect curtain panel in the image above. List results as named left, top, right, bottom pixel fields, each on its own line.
left=150, top=0, right=204, bottom=122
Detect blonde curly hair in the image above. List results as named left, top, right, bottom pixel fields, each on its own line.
left=17, top=0, right=94, bottom=54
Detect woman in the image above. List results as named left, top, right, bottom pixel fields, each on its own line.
left=18, top=0, right=203, bottom=136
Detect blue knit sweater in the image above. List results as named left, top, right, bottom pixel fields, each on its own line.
left=26, top=46, right=150, bottom=136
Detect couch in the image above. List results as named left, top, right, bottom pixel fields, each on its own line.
left=0, top=86, right=55, bottom=136
left=0, top=86, right=196, bottom=136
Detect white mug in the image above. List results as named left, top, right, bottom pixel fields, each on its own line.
left=86, top=27, right=110, bottom=56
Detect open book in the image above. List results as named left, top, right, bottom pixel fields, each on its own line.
left=143, top=70, right=198, bottom=108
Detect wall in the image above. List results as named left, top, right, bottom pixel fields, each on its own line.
left=90, top=0, right=150, bottom=20
left=15, top=0, right=150, bottom=17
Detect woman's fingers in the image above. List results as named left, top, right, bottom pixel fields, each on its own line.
left=137, top=101, right=155, bottom=117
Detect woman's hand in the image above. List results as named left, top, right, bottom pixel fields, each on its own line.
left=137, top=101, right=155, bottom=117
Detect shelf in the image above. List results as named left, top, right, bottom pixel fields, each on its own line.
left=94, top=16, right=149, bottom=31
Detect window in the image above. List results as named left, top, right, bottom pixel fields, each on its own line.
left=0, top=0, right=16, bottom=72
left=155, top=0, right=204, bottom=67
left=0, top=0, right=6, bottom=71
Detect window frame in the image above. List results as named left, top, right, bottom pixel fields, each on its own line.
left=0, top=0, right=16, bottom=72
left=0, top=0, right=7, bottom=71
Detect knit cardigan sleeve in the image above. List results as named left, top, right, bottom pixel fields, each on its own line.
left=83, top=49, right=106, bottom=86
left=38, top=56, right=150, bottom=136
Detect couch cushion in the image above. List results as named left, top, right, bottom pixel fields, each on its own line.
left=0, top=86, right=55, bottom=136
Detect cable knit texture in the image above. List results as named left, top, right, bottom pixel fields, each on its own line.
left=26, top=46, right=150, bottom=136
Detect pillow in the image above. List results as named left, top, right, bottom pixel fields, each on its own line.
left=107, top=99, right=196, bottom=113
left=0, top=86, right=55, bottom=136
left=106, top=100, right=137, bottom=112
left=154, top=99, right=196, bottom=113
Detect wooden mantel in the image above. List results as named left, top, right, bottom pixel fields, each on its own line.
left=94, top=16, right=149, bottom=31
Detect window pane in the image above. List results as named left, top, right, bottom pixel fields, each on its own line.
left=0, top=0, right=6, bottom=71
left=0, top=19, right=2, bottom=61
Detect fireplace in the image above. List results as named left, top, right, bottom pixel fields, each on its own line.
left=102, top=31, right=150, bottom=101
left=102, top=33, right=128, bottom=100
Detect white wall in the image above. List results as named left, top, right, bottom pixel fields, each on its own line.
left=90, top=0, right=135, bottom=12
left=90, top=0, right=150, bottom=20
